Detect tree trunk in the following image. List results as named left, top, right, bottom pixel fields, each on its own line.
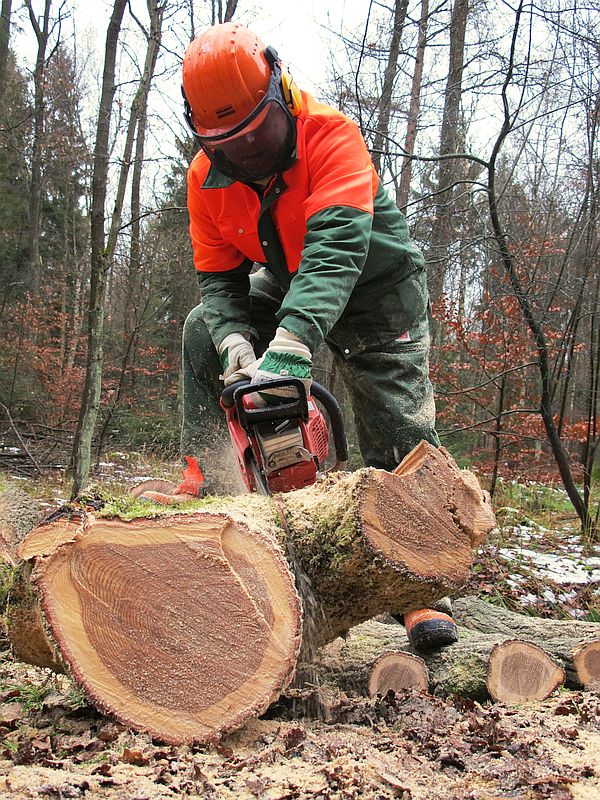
left=371, top=0, right=408, bottom=176
left=427, top=0, right=469, bottom=327
left=70, top=0, right=128, bottom=497
left=24, top=0, right=53, bottom=288
left=396, top=0, right=428, bottom=210
left=4, top=443, right=494, bottom=744
left=0, top=0, right=12, bottom=103
left=95, top=0, right=165, bottom=459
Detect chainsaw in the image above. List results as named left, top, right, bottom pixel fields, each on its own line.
left=220, top=377, right=348, bottom=495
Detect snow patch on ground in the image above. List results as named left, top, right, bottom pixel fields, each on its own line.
left=498, top=544, right=600, bottom=584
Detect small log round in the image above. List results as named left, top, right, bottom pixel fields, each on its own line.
left=367, top=651, right=429, bottom=697
left=486, top=640, right=565, bottom=703
left=571, top=641, right=600, bottom=690
left=453, top=597, right=600, bottom=689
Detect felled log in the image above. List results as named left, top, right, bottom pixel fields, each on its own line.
left=298, top=629, right=429, bottom=699
left=453, top=596, right=600, bottom=689
left=0, top=485, right=41, bottom=566
left=3, top=443, right=495, bottom=743
left=312, top=618, right=565, bottom=703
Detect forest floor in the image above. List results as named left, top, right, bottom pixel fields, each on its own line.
left=1, top=453, right=599, bottom=800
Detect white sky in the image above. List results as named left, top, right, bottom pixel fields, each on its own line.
left=64, top=0, right=369, bottom=94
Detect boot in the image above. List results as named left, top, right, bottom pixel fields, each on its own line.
left=394, top=598, right=458, bottom=653
left=139, top=456, right=204, bottom=505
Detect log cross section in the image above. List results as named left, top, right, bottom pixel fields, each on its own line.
left=4, top=442, right=495, bottom=743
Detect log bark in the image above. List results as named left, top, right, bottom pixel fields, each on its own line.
left=453, top=596, right=600, bottom=689
left=4, top=443, right=494, bottom=743
left=0, top=485, right=41, bottom=564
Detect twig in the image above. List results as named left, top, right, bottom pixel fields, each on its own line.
left=0, top=403, right=44, bottom=475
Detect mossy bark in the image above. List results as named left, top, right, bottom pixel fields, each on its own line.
left=4, top=444, right=495, bottom=742
left=309, top=619, right=493, bottom=701
left=311, top=618, right=566, bottom=703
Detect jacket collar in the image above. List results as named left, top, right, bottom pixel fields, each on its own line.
left=201, top=148, right=298, bottom=190
left=201, top=163, right=236, bottom=189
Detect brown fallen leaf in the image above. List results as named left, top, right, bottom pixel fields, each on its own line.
left=121, top=747, right=151, bottom=766
left=0, top=702, right=23, bottom=726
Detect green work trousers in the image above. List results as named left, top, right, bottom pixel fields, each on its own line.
left=181, top=267, right=440, bottom=493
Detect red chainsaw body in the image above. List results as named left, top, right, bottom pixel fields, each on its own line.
left=222, top=391, right=329, bottom=494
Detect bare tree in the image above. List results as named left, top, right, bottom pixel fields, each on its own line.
left=427, top=0, right=469, bottom=319
left=24, top=0, right=58, bottom=284
left=371, top=0, right=409, bottom=175
left=484, top=0, right=593, bottom=532
left=95, top=0, right=167, bottom=457
left=70, top=0, right=128, bottom=497
left=396, top=0, right=429, bottom=210
left=0, top=0, right=12, bottom=102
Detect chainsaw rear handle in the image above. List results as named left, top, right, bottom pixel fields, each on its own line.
left=221, top=378, right=348, bottom=465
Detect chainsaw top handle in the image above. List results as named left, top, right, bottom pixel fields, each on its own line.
left=221, top=378, right=349, bottom=466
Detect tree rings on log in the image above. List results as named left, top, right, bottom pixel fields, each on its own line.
left=486, top=640, right=565, bottom=703
left=367, top=652, right=429, bottom=697
left=394, top=443, right=495, bottom=549
left=571, top=641, right=600, bottom=690
left=18, top=512, right=302, bottom=743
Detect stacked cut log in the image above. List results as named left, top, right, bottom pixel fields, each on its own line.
left=3, top=441, right=598, bottom=742
left=452, top=596, right=600, bottom=691
left=309, top=599, right=600, bottom=705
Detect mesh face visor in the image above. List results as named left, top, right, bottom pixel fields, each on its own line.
left=183, top=60, right=297, bottom=182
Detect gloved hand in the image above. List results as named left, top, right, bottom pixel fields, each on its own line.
left=219, top=332, right=256, bottom=386
left=239, top=327, right=312, bottom=405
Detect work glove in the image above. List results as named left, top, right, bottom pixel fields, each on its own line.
left=219, top=332, right=256, bottom=385
left=239, top=327, right=312, bottom=405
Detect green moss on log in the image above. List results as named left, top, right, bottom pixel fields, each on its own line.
left=442, top=654, right=488, bottom=701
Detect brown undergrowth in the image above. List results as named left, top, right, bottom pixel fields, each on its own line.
left=1, top=650, right=599, bottom=800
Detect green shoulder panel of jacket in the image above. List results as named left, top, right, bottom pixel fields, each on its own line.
left=196, top=180, right=426, bottom=355
left=278, top=181, right=425, bottom=353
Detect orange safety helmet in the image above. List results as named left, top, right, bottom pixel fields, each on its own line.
left=182, top=23, right=272, bottom=138
left=181, top=23, right=301, bottom=182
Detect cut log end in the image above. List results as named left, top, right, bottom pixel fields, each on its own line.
left=362, top=457, right=475, bottom=586
left=29, top=513, right=302, bottom=744
left=367, top=651, right=429, bottom=697
left=572, top=640, right=600, bottom=690
left=486, top=639, right=565, bottom=704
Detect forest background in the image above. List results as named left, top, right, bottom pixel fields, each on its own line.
left=0, top=0, right=598, bottom=533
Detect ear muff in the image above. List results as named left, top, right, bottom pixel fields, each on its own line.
left=280, top=70, right=301, bottom=116
left=263, top=46, right=301, bottom=117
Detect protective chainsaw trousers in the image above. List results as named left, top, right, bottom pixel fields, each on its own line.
left=181, top=267, right=440, bottom=493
